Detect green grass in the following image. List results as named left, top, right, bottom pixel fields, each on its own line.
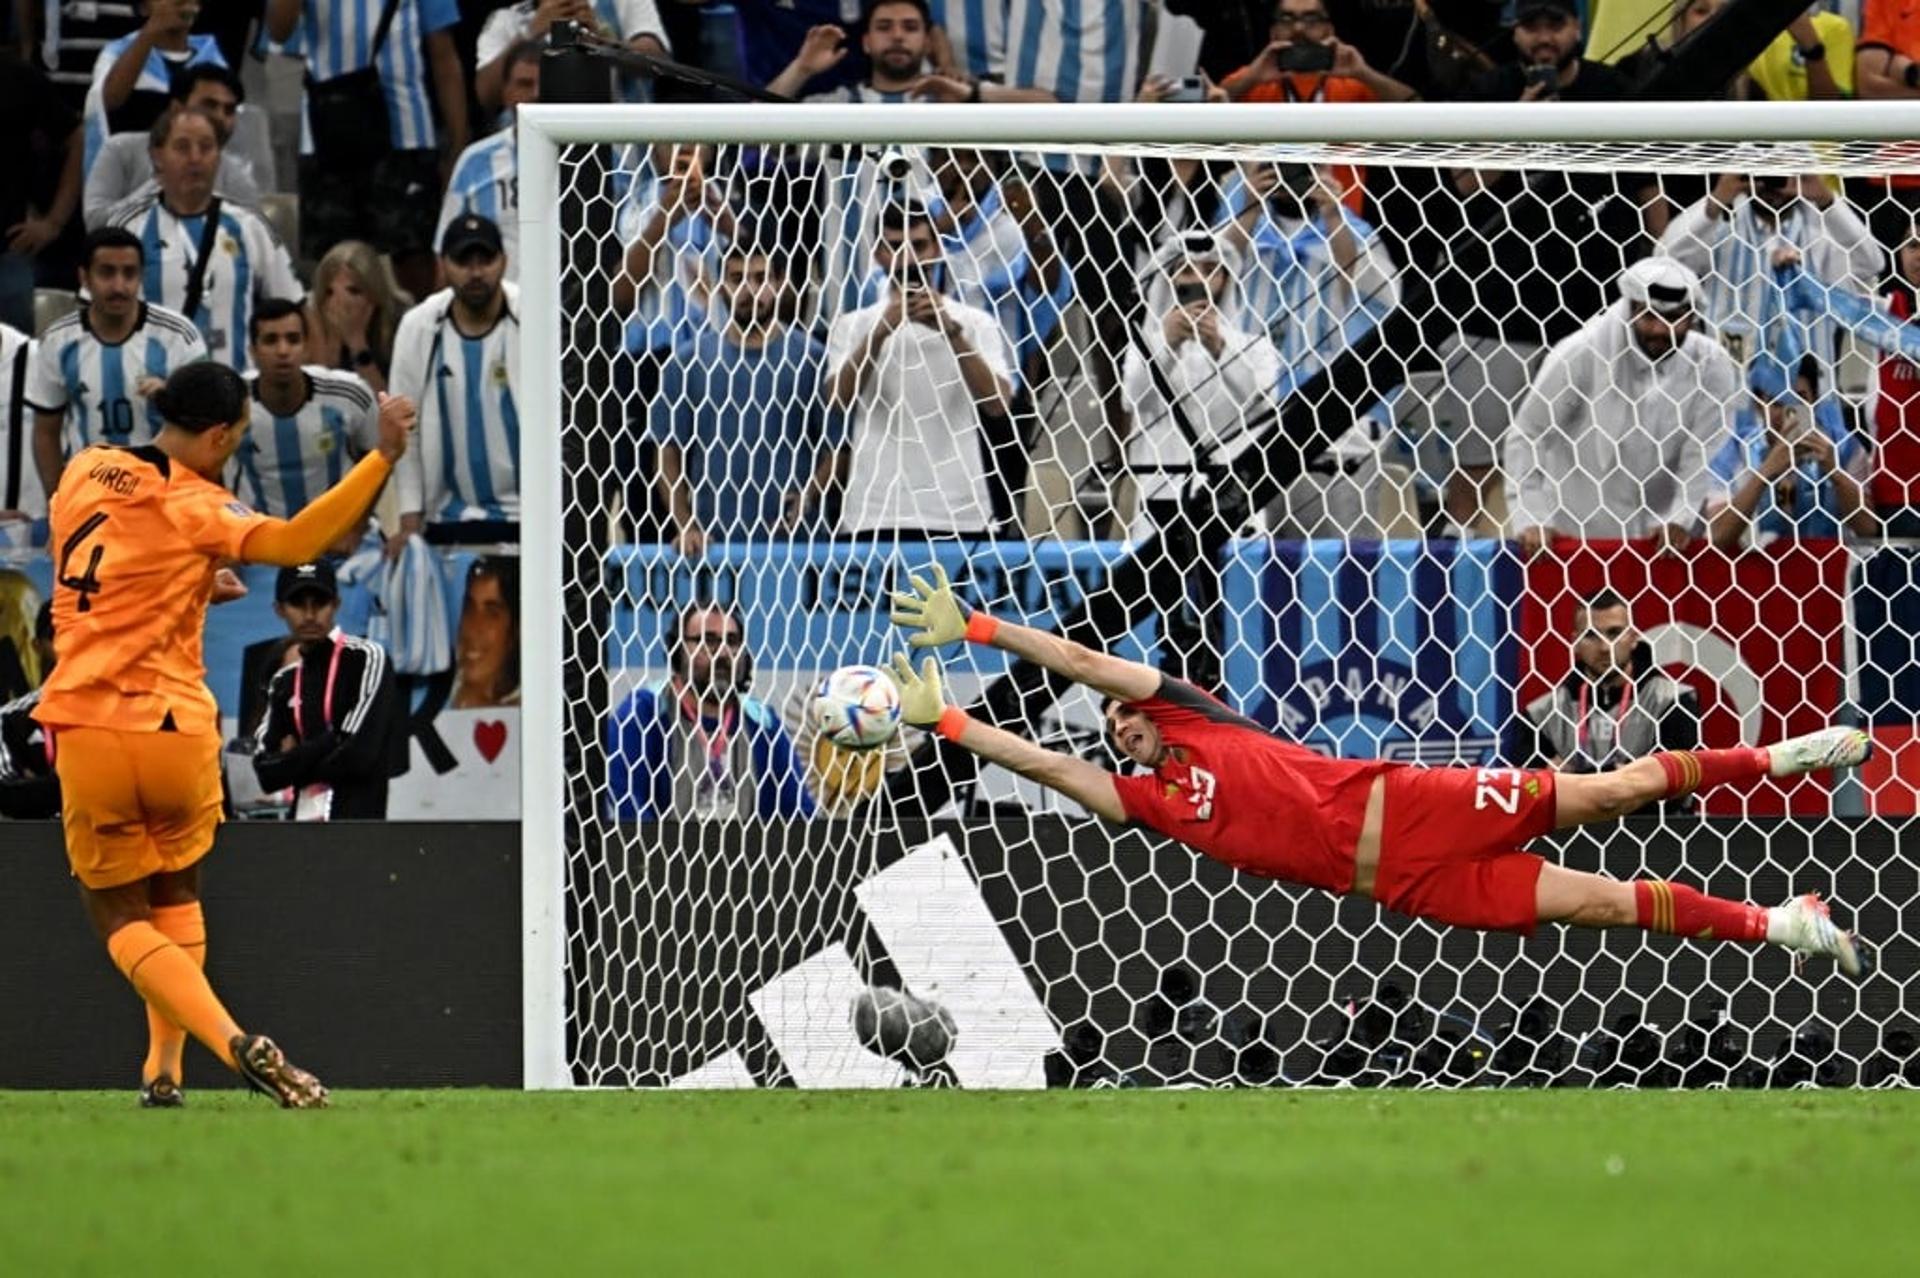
left=3, top=1090, right=1917, bottom=1277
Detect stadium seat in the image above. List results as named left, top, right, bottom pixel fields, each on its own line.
left=32, top=289, right=79, bottom=337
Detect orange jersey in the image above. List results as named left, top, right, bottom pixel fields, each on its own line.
left=35, top=444, right=268, bottom=735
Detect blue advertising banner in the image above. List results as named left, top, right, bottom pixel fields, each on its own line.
left=1220, top=539, right=1522, bottom=765
left=605, top=540, right=1154, bottom=675
left=1853, top=544, right=1920, bottom=727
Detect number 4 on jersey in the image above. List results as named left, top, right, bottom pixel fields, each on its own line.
left=58, top=512, right=110, bottom=613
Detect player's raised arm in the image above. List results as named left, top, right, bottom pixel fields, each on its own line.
left=890, top=653, right=1127, bottom=823
left=239, top=393, right=415, bottom=566
left=889, top=562, right=1160, bottom=702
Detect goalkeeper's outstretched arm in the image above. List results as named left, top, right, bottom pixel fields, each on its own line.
left=889, top=654, right=1128, bottom=822
left=889, top=563, right=1159, bottom=703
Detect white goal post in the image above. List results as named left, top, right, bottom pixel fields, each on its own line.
left=518, top=101, right=1920, bottom=1091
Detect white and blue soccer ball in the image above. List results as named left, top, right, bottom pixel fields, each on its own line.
left=812, top=664, right=902, bottom=752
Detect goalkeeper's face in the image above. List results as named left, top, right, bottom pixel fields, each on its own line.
left=1105, top=703, right=1165, bottom=767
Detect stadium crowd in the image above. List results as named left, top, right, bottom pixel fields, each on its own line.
left=4, top=0, right=1920, bottom=822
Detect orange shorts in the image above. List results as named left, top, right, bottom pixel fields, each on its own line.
left=48, top=725, right=223, bottom=890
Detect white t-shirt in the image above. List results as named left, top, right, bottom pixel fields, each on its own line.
left=826, top=293, right=1012, bottom=535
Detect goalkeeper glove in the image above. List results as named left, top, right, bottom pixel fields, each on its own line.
left=889, top=562, right=996, bottom=647
left=889, top=652, right=949, bottom=726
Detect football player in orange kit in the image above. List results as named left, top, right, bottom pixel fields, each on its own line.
left=35, top=361, right=413, bottom=1108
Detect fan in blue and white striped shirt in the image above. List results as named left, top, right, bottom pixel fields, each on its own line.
left=81, top=14, right=227, bottom=185
left=24, top=227, right=207, bottom=495
left=107, top=107, right=304, bottom=371
left=231, top=299, right=380, bottom=518
left=269, top=0, right=463, bottom=156
left=438, top=42, right=540, bottom=284
left=929, top=0, right=1006, bottom=80
left=391, top=216, right=523, bottom=534
left=1006, top=0, right=1140, bottom=103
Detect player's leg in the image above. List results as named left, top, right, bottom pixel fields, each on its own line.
left=1533, top=863, right=1863, bottom=975
left=140, top=729, right=328, bottom=1108
left=1551, top=726, right=1873, bottom=829
left=139, top=866, right=206, bottom=1106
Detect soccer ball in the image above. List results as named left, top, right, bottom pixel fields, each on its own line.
left=812, top=664, right=902, bottom=752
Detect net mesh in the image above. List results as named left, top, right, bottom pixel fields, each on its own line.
left=545, top=132, right=1919, bottom=1089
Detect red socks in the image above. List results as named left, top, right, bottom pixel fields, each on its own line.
left=1651, top=748, right=1768, bottom=798
left=1634, top=880, right=1768, bottom=942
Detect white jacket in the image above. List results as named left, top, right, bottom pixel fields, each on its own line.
left=1504, top=303, right=1740, bottom=537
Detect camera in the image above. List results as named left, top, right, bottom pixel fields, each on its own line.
left=1275, top=41, right=1335, bottom=73
left=1165, top=74, right=1207, bottom=103
left=874, top=147, right=915, bottom=183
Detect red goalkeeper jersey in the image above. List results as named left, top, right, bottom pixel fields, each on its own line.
left=1110, top=678, right=1394, bottom=893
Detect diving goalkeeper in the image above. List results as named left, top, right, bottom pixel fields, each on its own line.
left=889, top=565, right=1870, bottom=973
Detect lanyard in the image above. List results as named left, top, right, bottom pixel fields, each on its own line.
left=678, top=690, right=736, bottom=782
left=290, top=633, right=346, bottom=739
left=1575, top=678, right=1633, bottom=764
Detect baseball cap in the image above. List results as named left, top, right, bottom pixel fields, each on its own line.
left=441, top=213, right=504, bottom=259
left=276, top=561, right=338, bottom=604
left=1514, top=0, right=1578, bottom=22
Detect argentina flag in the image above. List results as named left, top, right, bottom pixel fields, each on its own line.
left=1220, top=539, right=1522, bottom=766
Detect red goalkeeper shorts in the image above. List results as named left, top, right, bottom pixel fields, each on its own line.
left=1371, top=766, right=1559, bottom=935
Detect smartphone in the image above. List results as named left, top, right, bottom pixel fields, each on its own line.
left=1165, top=75, right=1207, bottom=103
left=1173, top=280, right=1212, bottom=307
left=1275, top=42, right=1336, bottom=73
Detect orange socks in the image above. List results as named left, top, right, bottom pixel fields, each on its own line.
left=142, top=903, right=207, bottom=1084
left=106, top=920, right=240, bottom=1072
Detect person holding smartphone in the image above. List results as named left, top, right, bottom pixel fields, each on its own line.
left=1706, top=353, right=1877, bottom=549
left=1220, top=0, right=1417, bottom=106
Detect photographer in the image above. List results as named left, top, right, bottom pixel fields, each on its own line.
left=1222, top=0, right=1418, bottom=105
left=1468, top=0, right=1624, bottom=102
left=1117, top=232, right=1279, bottom=685
left=824, top=201, right=1013, bottom=539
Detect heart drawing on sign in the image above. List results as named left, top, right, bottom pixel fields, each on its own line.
left=473, top=719, right=508, bottom=763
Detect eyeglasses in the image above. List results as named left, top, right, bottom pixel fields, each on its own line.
left=1272, top=12, right=1332, bottom=29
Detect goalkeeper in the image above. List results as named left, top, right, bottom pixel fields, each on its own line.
left=889, top=565, right=1871, bottom=973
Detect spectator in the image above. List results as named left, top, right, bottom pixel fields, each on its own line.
left=1748, top=6, right=1853, bottom=101
left=1384, top=1, right=1642, bottom=534
left=390, top=215, right=522, bottom=545
left=250, top=561, right=406, bottom=819
left=1659, top=173, right=1879, bottom=385
left=605, top=600, right=815, bottom=821
left=0, top=321, right=43, bottom=549
left=1217, top=0, right=1416, bottom=217
left=614, top=142, right=731, bottom=394
left=1505, top=257, right=1740, bottom=556
left=265, top=0, right=470, bottom=303
left=927, top=0, right=1003, bottom=83
left=34, top=0, right=143, bottom=111
left=688, top=0, right=875, bottom=97
left=105, top=106, right=302, bottom=372
left=769, top=1, right=932, bottom=101
left=0, top=601, right=57, bottom=820
left=0, top=53, right=81, bottom=335
left=1707, top=353, right=1875, bottom=547
left=85, top=63, right=259, bottom=230
left=27, top=226, right=207, bottom=494
left=1514, top=589, right=1701, bottom=781
left=1119, top=230, right=1278, bottom=684
left=475, top=0, right=666, bottom=111
left=822, top=200, right=1013, bottom=538
left=230, top=299, right=379, bottom=518
left=1875, top=224, right=1920, bottom=536
left=81, top=0, right=227, bottom=184
left=305, top=240, right=406, bottom=394
left=652, top=229, right=835, bottom=555
left=441, top=40, right=540, bottom=283
left=452, top=556, right=520, bottom=709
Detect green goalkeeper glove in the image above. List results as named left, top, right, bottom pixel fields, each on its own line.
left=889, top=652, right=949, bottom=727
left=888, top=562, right=969, bottom=648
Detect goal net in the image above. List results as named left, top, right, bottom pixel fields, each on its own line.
left=519, top=102, right=1920, bottom=1090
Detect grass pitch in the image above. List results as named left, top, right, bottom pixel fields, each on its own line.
left=4, top=1089, right=1915, bottom=1277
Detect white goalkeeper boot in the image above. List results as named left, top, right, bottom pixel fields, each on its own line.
left=1765, top=726, right=1873, bottom=777
left=1767, top=894, right=1866, bottom=978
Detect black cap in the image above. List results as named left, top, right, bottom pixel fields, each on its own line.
left=276, top=561, right=338, bottom=604
left=441, top=212, right=504, bottom=259
left=1515, top=0, right=1578, bottom=22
